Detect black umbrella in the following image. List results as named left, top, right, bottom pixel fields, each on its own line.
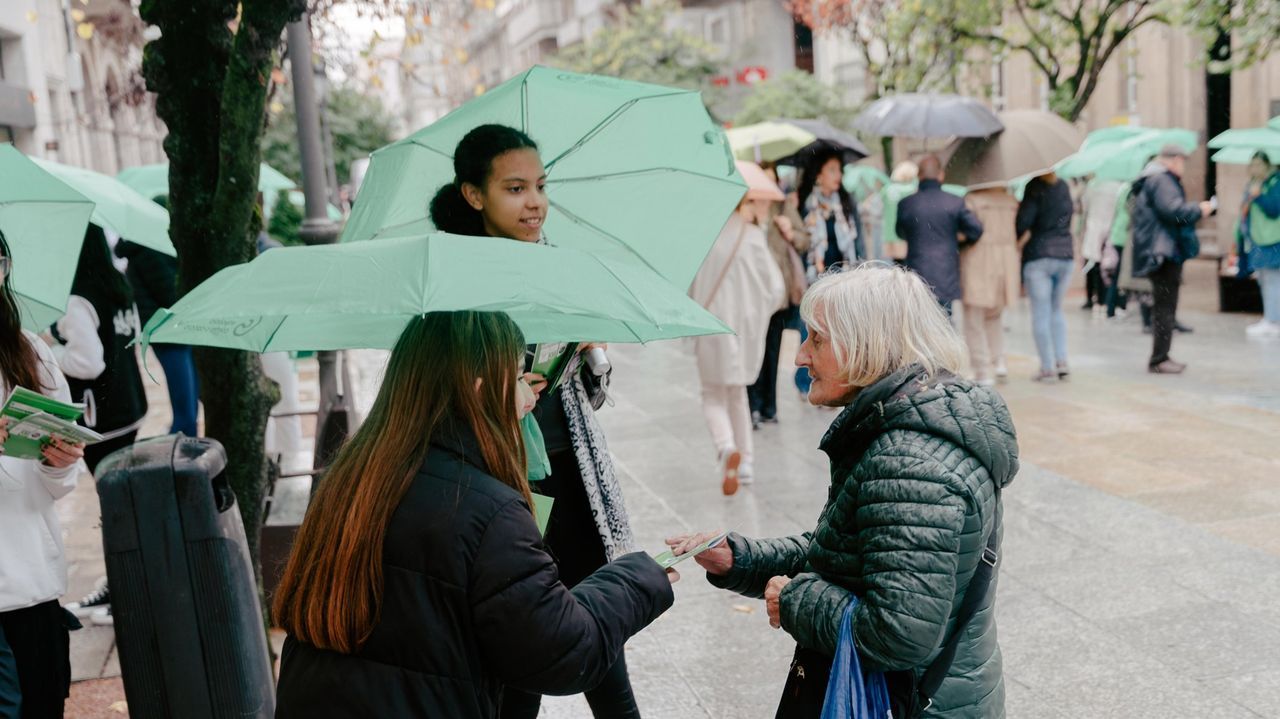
left=775, top=119, right=871, bottom=166
left=853, top=94, right=1004, bottom=139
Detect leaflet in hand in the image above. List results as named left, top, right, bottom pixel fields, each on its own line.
left=1, top=386, right=102, bottom=460
left=652, top=532, right=728, bottom=570
left=525, top=342, right=578, bottom=395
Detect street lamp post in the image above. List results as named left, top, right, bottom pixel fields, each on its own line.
left=286, top=15, right=346, bottom=473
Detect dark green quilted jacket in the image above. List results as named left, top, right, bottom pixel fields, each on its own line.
left=710, top=365, right=1018, bottom=718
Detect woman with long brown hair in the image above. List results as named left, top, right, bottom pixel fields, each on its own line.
left=0, top=228, right=87, bottom=718
left=273, top=311, right=674, bottom=718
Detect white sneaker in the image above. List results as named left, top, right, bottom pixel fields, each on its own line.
left=994, top=359, right=1009, bottom=383
left=739, top=463, right=755, bottom=487
left=91, top=606, right=114, bottom=627
left=66, top=577, right=110, bottom=618
left=1245, top=321, right=1280, bottom=338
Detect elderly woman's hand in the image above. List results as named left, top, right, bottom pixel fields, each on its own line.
left=764, top=575, right=793, bottom=629
left=663, top=530, right=732, bottom=576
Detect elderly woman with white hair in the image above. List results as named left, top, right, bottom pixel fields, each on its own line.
left=668, top=264, right=1018, bottom=718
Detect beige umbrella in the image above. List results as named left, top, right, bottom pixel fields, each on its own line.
left=944, top=110, right=1083, bottom=190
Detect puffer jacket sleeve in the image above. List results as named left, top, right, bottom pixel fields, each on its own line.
left=707, top=531, right=812, bottom=599
left=470, top=497, right=673, bottom=695
left=1149, top=173, right=1202, bottom=227
left=778, top=442, right=969, bottom=670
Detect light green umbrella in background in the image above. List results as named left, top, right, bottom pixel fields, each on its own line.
left=33, top=158, right=176, bottom=256
left=118, top=161, right=297, bottom=201
left=1206, top=121, right=1280, bottom=165
left=1056, top=128, right=1197, bottom=181
left=342, top=66, right=745, bottom=288
left=842, top=165, right=890, bottom=201
left=0, top=145, right=95, bottom=329
left=1211, top=146, right=1279, bottom=165
left=726, top=122, right=818, bottom=163
left=141, top=233, right=731, bottom=353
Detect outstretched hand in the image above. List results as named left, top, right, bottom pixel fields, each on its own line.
left=663, top=530, right=732, bottom=576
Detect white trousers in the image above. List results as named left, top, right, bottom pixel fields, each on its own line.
left=700, top=383, right=753, bottom=476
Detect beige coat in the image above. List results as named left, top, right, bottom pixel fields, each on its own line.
left=960, top=189, right=1021, bottom=309
left=764, top=201, right=811, bottom=310
left=689, top=213, right=786, bottom=386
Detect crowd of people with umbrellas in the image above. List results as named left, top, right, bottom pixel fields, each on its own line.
left=0, top=66, right=1277, bottom=719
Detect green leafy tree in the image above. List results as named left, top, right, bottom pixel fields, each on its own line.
left=139, top=0, right=303, bottom=580
left=262, top=83, right=398, bottom=185
left=267, top=190, right=304, bottom=245
left=1177, top=0, right=1280, bottom=72
left=734, top=70, right=854, bottom=129
left=551, top=0, right=722, bottom=94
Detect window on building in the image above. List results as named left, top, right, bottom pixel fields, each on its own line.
left=793, top=21, right=813, bottom=73
left=706, top=15, right=727, bottom=46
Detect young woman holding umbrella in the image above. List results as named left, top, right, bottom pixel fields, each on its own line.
left=429, top=124, right=645, bottom=719
left=0, top=229, right=88, bottom=718
left=273, top=311, right=673, bottom=718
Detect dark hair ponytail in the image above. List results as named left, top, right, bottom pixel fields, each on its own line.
left=0, top=229, right=48, bottom=392
left=429, top=124, right=539, bottom=236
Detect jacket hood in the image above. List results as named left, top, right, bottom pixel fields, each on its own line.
left=1139, top=160, right=1168, bottom=179
left=820, top=365, right=1019, bottom=489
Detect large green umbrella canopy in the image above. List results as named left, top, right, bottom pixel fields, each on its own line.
left=1212, top=146, right=1279, bottom=165
left=117, top=162, right=296, bottom=201
left=141, top=233, right=731, bottom=353
left=843, top=165, right=889, bottom=201
left=342, top=66, right=746, bottom=288
left=33, top=158, right=175, bottom=257
left=0, top=145, right=95, bottom=329
left=1056, top=128, right=1197, bottom=181
left=727, top=122, right=816, bottom=163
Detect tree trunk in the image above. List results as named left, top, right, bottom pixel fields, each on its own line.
left=140, top=0, right=302, bottom=576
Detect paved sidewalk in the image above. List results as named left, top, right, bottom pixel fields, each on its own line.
left=60, top=267, right=1280, bottom=717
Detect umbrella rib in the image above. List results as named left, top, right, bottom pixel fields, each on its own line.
left=549, top=166, right=745, bottom=189
left=548, top=201, right=667, bottom=279
left=544, top=89, right=696, bottom=171
left=585, top=254, right=663, bottom=328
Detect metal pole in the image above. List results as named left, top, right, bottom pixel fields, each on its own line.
left=286, top=15, right=344, bottom=472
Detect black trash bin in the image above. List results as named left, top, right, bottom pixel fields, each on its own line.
left=96, top=435, right=274, bottom=719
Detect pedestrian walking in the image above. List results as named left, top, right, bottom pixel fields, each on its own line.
left=749, top=163, right=810, bottom=427
left=1017, top=172, right=1076, bottom=382
left=798, top=148, right=866, bottom=274
left=668, top=265, right=1016, bottom=719
left=0, top=229, right=88, bottom=719
left=273, top=312, right=675, bottom=719
left=896, top=155, right=984, bottom=314
left=116, top=234, right=198, bottom=437
left=1130, top=145, right=1213, bottom=373
left=50, top=225, right=148, bottom=627
left=690, top=164, right=785, bottom=494
left=960, top=188, right=1020, bottom=385
left=1080, top=178, right=1125, bottom=314
left=1104, top=181, right=1133, bottom=319
left=1239, top=152, right=1280, bottom=338
left=428, top=124, right=643, bottom=718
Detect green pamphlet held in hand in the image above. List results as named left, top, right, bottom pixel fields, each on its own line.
left=652, top=532, right=728, bottom=570
left=0, top=386, right=103, bottom=460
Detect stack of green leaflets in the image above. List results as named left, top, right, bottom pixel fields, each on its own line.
left=526, top=342, right=578, bottom=394
left=652, top=532, right=728, bottom=570
left=1, top=387, right=102, bottom=459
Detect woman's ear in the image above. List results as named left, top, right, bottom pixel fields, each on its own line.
left=461, top=182, right=484, bottom=212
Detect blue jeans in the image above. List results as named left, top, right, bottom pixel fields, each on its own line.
left=1259, top=267, right=1280, bottom=324
left=153, top=344, right=199, bottom=436
left=1023, top=258, right=1074, bottom=371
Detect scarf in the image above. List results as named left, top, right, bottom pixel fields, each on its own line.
left=805, top=190, right=856, bottom=270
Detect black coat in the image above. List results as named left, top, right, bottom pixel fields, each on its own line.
left=114, top=240, right=177, bottom=328
left=1130, top=167, right=1203, bottom=278
left=275, top=422, right=673, bottom=718
left=1015, top=177, right=1075, bottom=262
left=896, top=180, right=983, bottom=304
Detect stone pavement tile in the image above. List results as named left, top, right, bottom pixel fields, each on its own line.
left=1133, top=475, right=1280, bottom=526
left=995, top=577, right=1169, bottom=692
left=64, top=676, right=127, bottom=719
left=1201, top=513, right=1280, bottom=556
left=69, top=627, right=115, bottom=682
left=998, top=503, right=1109, bottom=571
left=1170, top=554, right=1280, bottom=617
left=1099, top=602, right=1280, bottom=680
left=1038, top=672, right=1265, bottom=719
left=1004, top=676, right=1067, bottom=719
left=1207, top=669, right=1280, bottom=718
left=1009, top=552, right=1209, bottom=622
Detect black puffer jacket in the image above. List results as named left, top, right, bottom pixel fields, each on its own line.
left=114, top=240, right=177, bottom=328
left=1129, top=162, right=1203, bottom=277
left=275, top=422, right=673, bottom=718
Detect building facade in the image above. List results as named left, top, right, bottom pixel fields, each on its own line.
left=0, top=0, right=164, bottom=173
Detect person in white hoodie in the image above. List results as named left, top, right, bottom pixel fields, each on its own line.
left=689, top=162, right=786, bottom=495
left=0, top=229, right=87, bottom=718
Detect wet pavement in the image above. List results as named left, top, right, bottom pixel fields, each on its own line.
left=60, top=260, right=1280, bottom=718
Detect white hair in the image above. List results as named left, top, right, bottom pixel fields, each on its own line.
left=799, top=264, right=966, bottom=388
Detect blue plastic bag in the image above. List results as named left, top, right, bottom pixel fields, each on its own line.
left=820, top=598, right=892, bottom=719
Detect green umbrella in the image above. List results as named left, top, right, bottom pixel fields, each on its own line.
left=1056, top=128, right=1197, bottom=181
left=1212, top=146, right=1279, bottom=165
left=0, top=145, right=95, bottom=330
left=842, top=165, right=889, bottom=201
left=726, top=122, right=817, bottom=163
left=32, top=158, right=176, bottom=257
left=141, top=233, right=731, bottom=353
left=117, top=162, right=297, bottom=201
left=1207, top=126, right=1280, bottom=151
left=342, top=66, right=745, bottom=288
